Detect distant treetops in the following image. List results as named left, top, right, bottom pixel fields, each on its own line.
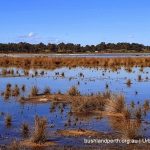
left=0, top=42, right=149, bottom=53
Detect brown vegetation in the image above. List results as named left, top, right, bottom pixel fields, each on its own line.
left=57, top=129, right=103, bottom=137
left=0, top=57, right=150, bottom=69
left=32, top=115, right=47, bottom=144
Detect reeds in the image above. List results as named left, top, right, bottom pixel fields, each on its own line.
left=30, top=86, right=39, bottom=96
left=0, top=57, right=150, bottom=69
left=21, top=84, right=26, bottom=92
left=5, top=114, right=12, bottom=127
left=32, top=115, right=47, bottom=143
left=143, top=100, right=149, bottom=111
left=9, top=140, right=20, bottom=150
left=135, top=107, right=142, bottom=122
left=121, top=120, right=140, bottom=139
left=138, top=75, right=142, bottom=81
left=4, top=83, right=12, bottom=99
left=22, top=123, right=29, bottom=136
left=43, top=87, right=51, bottom=95
left=106, top=94, right=125, bottom=113
left=126, top=79, right=132, bottom=87
left=72, top=93, right=110, bottom=113
left=12, top=85, right=20, bottom=96
left=123, top=108, right=131, bottom=120
left=68, top=86, right=80, bottom=96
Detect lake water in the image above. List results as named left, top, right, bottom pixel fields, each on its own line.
left=1, top=53, right=150, bottom=58
left=0, top=66, right=150, bottom=147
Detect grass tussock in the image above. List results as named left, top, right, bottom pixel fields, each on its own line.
left=4, top=84, right=12, bottom=99
left=43, top=87, right=51, bottom=95
left=106, top=94, right=125, bottom=113
left=126, top=79, right=132, bottom=87
left=121, top=120, right=141, bottom=139
left=109, top=117, right=141, bottom=139
left=9, top=140, right=20, bottom=150
left=12, top=85, right=20, bottom=96
left=32, top=115, right=47, bottom=144
left=30, top=86, right=39, bottom=96
left=5, top=114, right=12, bottom=127
left=72, top=96, right=107, bottom=113
left=22, top=123, right=29, bottom=136
left=68, top=86, right=80, bottom=96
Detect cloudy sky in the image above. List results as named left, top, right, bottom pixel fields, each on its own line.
left=0, top=0, right=150, bottom=45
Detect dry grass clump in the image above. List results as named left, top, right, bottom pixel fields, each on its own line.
left=135, top=107, right=142, bottom=121
left=4, top=83, right=12, bottom=99
left=126, top=79, right=132, bottom=87
left=43, top=87, right=51, bottom=95
left=21, top=84, right=26, bottom=92
left=5, top=114, right=12, bottom=127
left=123, top=107, right=131, bottom=120
left=12, top=85, right=20, bottom=96
left=68, top=86, right=80, bottom=96
left=2, top=68, right=7, bottom=76
left=32, top=115, right=47, bottom=144
left=106, top=94, right=125, bottom=113
left=9, top=140, right=20, bottom=150
left=22, top=123, right=29, bottom=136
left=30, top=86, right=39, bottom=96
left=121, top=120, right=141, bottom=139
left=109, top=115, right=141, bottom=139
left=72, top=96, right=107, bottom=113
left=130, top=101, right=135, bottom=108
left=143, top=100, right=149, bottom=111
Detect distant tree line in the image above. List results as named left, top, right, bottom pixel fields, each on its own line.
left=0, top=42, right=150, bottom=53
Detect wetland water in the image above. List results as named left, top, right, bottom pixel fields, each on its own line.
left=0, top=66, right=150, bottom=148
left=1, top=53, right=150, bottom=58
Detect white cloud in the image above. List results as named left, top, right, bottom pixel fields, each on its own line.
left=28, top=32, right=35, bottom=38
left=128, top=34, right=135, bottom=39
left=18, top=32, right=37, bottom=38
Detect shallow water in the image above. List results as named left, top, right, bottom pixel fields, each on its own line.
left=1, top=53, right=150, bottom=58
left=0, top=66, right=150, bottom=146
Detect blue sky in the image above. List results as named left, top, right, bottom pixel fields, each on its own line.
left=0, top=0, right=150, bottom=45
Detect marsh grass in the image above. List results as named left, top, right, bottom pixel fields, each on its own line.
left=68, top=86, right=80, bottom=96
left=43, top=87, right=51, bottom=95
left=22, top=123, right=29, bottom=137
left=72, top=97, right=106, bottom=113
left=106, top=94, right=125, bottom=113
left=5, top=114, right=12, bottom=127
left=143, top=100, right=149, bottom=111
left=21, top=84, right=26, bottom=92
left=9, top=140, right=20, bottom=150
left=12, top=85, right=20, bottom=96
left=123, top=108, right=131, bottom=120
left=1, top=57, right=150, bottom=69
left=32, top=115, right=47, bottom=143
left=30, top=86, right=39, bottom=96
left=138, top=75, right=142, bottom=81
left=130, top=101, right=135, bottom=108
left=4, top=84, right=12, bottom=99
left=126, top=79, right=132, bottom=87
left=135, top=107, right=142, bottom=122
left=121, top=120, right=141, bottom=139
